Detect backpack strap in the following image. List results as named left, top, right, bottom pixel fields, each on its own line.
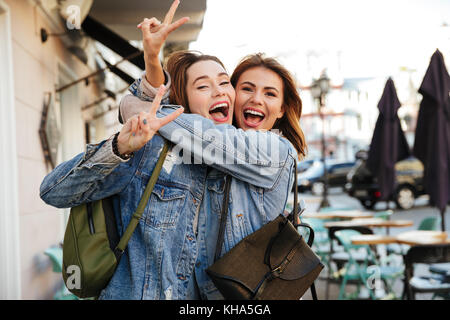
left=114, top=140, right=170, bottom=257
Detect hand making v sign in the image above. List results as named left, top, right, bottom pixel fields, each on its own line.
left=117, top=85, right=184, bottom=156
left=137, top=0, right=190, bottom=87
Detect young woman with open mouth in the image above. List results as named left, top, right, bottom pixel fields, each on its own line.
left=40, top=0, right=309, bottom=300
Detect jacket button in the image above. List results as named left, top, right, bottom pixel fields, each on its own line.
left=193, top=198, right=197, bottom=205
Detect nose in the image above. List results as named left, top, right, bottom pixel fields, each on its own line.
left=250, top=90, right=264, bottom=105
left=212, top=83, right=226, bottom=97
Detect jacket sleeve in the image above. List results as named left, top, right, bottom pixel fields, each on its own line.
left=120, top=71, right=171, bottom=123
left=39, top=138, right=139, bottom=208
left=154, top=104, right=297, bottom=189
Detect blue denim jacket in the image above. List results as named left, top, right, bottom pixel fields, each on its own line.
left=40, top=103, right=297, bottom=300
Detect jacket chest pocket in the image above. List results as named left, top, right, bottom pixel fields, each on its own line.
left=144, top=183, right=187, bottom=230
left=207, top=178, right=227, bottom=215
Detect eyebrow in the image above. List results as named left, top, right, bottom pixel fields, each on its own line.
left=193, top=72, right=229, bottom=85
left=240, top=81, right=279, bottom=93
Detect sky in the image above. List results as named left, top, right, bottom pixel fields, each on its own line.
left=189, top=0, right=450, bottom=87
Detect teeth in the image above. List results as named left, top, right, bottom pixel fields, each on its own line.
left=210, top=103, right=228, bottom=112
left=244, top=109, right=264, bottom=117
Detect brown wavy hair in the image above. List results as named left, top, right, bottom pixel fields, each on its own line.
left=230, top=53, right=307, bottom=160
left=166, top=50, right=227, bottom=113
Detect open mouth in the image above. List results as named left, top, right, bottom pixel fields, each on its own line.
left=243, top=107, right=265, bottom=128
left=209, top=101, right=230, bottom=123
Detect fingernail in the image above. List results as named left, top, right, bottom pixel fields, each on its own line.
left=143, top=119, right=147, bottom=125
left=132, top=133, right=136, bottom=136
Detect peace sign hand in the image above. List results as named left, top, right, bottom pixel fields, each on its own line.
left=117, top=86, right=184, bottom=155
left=137, top=0, right=189, bottom=60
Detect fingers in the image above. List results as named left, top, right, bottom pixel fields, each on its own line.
left=149, top=85, right=166, bottom=115
left=137, top=111, right=150, bottom=135
left=137, top=17, right=160, bottom=29
left=167, top=16, right=190, bottom=34
left=158, top=107, right=184, bottom=127
left=138, top=17, right=161, bottom=39
left=130, top=116, right=139, bottom=136
left=163, top=0, right=180, bottom=25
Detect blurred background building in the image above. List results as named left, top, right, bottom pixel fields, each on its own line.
left=0, top=0, right=206, bottom=299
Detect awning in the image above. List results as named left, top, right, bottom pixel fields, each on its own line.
left=82, top=15, right=145, bottom=70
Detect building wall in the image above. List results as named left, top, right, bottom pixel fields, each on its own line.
left=4, top=0, right=106, bottom=299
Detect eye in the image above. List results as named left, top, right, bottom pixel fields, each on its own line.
left=220, top=81, right=230, bottom=86
left=266, top=91, right=277, bottom=97
left=241, top=86, right=253, bottom=92
left=197, top=85, right=209, bottom=90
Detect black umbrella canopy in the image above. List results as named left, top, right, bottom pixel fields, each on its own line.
left=413, top=49, right=450, bottom=231
left=367, top=77, right=411, bottom=201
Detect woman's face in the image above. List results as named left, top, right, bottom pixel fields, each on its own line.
left=234, top=67, right=285, bottom=131
left=186, top=60, right=235, bottom=124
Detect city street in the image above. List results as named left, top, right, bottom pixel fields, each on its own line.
left=289, top=187, right=450, bottom=300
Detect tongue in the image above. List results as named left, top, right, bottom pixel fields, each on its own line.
left=246, top=114, right=263, bottom=124
left=211, top=111, right=226, bottom=119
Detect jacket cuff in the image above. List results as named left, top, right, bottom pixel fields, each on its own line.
left=141, top=69, right=171, bottom=100
left=84, top=137, right=130, bottom=165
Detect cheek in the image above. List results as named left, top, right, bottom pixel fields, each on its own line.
left=228, top=88, right=236, bottom=104
left=270, top=100, right=284, bottom=119
left=187, top=92, right=209, bottom=115
left=234, top=92, right=249, bottom=114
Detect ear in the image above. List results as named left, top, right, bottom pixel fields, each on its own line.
left=277, top=105, right=285, bottom=119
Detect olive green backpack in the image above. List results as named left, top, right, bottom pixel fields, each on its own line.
left=62, top=141, right=170, bottom=299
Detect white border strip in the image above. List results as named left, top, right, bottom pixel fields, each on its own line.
left=0, top=0, right=22, bottom=300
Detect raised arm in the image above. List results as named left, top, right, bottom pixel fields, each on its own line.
left=137, top=0, right=188, bottom=87
left=121, top=0, right=186, bottom=123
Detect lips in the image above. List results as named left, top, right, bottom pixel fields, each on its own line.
left=209, top=101, right=230, bottom=123
left=243, top=107, right=265, bottom=128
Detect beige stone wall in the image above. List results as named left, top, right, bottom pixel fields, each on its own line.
left=5, top=0, right=104, bottom=299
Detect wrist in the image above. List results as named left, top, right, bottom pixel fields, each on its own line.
left=145, top=55, right=160, bottom=69
left=113, top=132, right=133, bottom=160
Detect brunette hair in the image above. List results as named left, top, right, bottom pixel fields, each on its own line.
left=165, top=50, right=227, bottom=113
left=230, top=53, right=307, bottom=160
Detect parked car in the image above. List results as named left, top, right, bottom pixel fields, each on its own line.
left=297, top=159, right=316, bottom=174
left=297, top=159, right=357, bottom=195
left=345, top=152, right=425, bottom=210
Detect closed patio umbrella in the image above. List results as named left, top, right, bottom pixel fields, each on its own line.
left=366, top=77, right=410, bottom=203
left=413, top=49, right=450, bottom=231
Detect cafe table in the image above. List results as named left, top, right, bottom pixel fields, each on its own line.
left=302, top=210, right=374, bottom=220
left=351, top=231, right=450, bottom=246
left=324, top=218, right=414, bottom=229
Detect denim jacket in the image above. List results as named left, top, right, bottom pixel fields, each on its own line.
left=40, top=103, right=297, bottom=300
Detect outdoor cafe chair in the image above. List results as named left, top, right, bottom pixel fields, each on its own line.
left=302, top=217, right=331, bottom=268
left=334, top=229, right=404, bottom=300
left=44, top=246, right=79, bottom=300
left=403, top=244, right=450, bottom=300
left=417, top=216, right=441, bottom=231
left=372, top=210, right=394, bottom=235
left=428, top=263, right=450, bottom=299
left=325, top=226, right=373, bottom=299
